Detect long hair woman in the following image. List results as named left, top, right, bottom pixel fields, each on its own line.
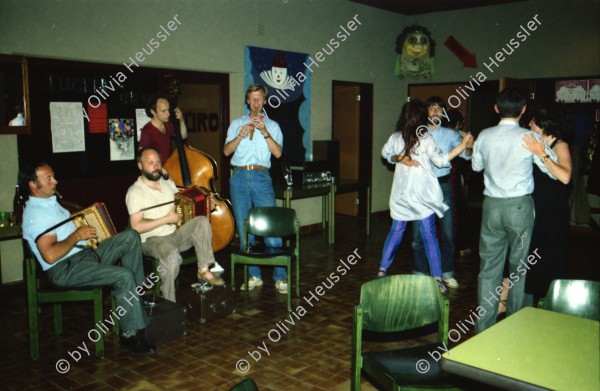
left=378, top=100, right=472, bottom=292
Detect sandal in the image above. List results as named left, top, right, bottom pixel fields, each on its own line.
left=197, top=269, right=225, bottom=286
left=377, top=268, right=387, bottom=278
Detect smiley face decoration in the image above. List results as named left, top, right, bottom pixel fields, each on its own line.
left=394, top=25, right=436, bottom=80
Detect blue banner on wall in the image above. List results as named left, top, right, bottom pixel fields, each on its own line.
left=245, top=46, right=311, bottom=169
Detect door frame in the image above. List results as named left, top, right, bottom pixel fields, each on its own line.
left=331, top=80, right=373, bottom=218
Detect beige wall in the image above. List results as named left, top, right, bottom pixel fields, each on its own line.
left=0, top=0, right=598, bottom=225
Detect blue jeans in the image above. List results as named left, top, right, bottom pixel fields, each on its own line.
left=379, top=214, right=442, bottom=278
left=412, top=180, right=455, bottom=279
left=476, top=195, right=534, bottom=333
left=230, top=168, right=286, bottom=282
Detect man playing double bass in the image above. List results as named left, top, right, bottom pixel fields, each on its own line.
left=139, top=94, right=187, bottom=165
left=126, top=147, right=224, bottom=303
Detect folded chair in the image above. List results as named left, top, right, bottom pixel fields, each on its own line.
left=231, top=207, right=300, bottom=311
left=538, top=279, right=600, bottom=321
left=351, top=274, right=461, bottom=390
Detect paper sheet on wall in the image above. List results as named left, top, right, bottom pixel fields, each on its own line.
left=136, top=108, right=151, bottom=142
left=50, top=102, right=86, bottom=153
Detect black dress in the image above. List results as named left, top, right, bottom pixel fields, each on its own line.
left=525, top=141, right=570, bottom=296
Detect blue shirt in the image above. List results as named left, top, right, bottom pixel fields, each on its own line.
left=22, top=195, right=85, bottom=271
left=225, top=114, right=283, bottom=168
left=472, top=119, right=556, bottom=198
left=429, top=125, right=471, bottom=177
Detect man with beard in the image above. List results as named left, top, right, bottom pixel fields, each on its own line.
left=126, top=147, right=224, bottom=303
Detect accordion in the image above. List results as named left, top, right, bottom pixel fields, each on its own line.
left=175, top=186, right=211, bottom=228
left=71, top=202, right=118, bottom=248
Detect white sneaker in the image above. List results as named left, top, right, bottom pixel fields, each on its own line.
left=240, top=276, right=263, bottom=291
left=275, top=279, right=288, bottom=294
left=210, top=261, right=225, bottom=273
left=443, top=277, right=459, bottom=289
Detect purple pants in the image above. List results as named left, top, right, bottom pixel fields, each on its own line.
left=378, top=214, right=442, bottom=277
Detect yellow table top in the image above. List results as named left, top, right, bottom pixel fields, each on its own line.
left=442, top=307, right=600, bottom=391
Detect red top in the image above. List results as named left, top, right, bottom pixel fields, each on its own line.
left=139, top=121, right=175, bottom=164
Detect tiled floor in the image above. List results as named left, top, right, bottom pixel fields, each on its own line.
left=1, top=210, right=598, bottom=390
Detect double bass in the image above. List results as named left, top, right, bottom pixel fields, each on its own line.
left=163, top=101, right=235, bottom=252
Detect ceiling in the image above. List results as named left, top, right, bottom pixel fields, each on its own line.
left=349, top=0, right=526, bottom=15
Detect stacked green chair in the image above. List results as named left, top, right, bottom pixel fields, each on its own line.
left=352, top=274, right=461, bottom=390
left=538, top=279, right=600, bottom=321
left=231, top=207, right=300, bottom=311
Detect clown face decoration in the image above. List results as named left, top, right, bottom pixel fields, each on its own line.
left=394, top=25, right=436, bottom=80
left=260, top=51, right=297, bottom=90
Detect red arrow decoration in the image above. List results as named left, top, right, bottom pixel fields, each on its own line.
left=444, top=35, right=477, bottom=68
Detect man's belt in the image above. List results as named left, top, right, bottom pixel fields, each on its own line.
left=233, top=165, right=268, bottom=170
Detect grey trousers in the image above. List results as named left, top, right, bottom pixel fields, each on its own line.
left=142, top=216, right=215, bottom=302
left=46, top=229, right=149, bottom=333
left=476, top=195, right=535, bottom=333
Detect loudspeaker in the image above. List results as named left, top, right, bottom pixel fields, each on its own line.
left=313, top=140, right=340, bottom=179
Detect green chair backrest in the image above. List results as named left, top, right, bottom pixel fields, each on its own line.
left=246, top=207, right=298, bottom=238
left=359, top=274, right=445, bottom=333
left=543, top=279, right=600, bottom=321
left=229, top=378, right=259, bottom=391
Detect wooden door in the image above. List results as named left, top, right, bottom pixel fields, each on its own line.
left=178, top=83, right=223, bottom=191
left=333, top=85, right=360, bottom=216
left=408, top=83, right=468, bottom=129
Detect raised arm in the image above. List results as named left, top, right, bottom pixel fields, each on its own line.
left=522, top=134, right=571, bottom=184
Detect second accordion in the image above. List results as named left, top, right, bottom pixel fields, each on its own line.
left=175, top=186, right=211, bottom=228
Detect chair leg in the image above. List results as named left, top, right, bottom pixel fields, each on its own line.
left=93, top=288, right=104, bottom=357
left=287, top=266, right=292, bottom=312
left=111, top=295, right=119, bottom=334
left=54, top=304, right=63, bottom=335
left=295, top=256, right=300, bottom=297
left=230, top=254, right=235, bottom=290
left=243, top=265, right=249, bottom=295
left=27, top=273, right=40, bottom=361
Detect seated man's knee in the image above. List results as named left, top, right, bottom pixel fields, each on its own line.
left=111, top=268, right=136, bottom=292
left=121, top=228, right=142, bottom=246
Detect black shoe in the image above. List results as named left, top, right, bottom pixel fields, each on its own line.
left=120, top=333, right=156, bottom=355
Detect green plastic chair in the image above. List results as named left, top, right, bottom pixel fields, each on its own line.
left=230, top=207, right=300, bottom=311
left=26, top=254, right=105, bottom=360
left=351, top=275, right=461, bottom=391
left=229, top=378, right=259, bottom=391
left=538, top=279, right=600, bottom=321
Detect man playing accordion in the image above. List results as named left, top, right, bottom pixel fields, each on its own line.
left=126, top=147, right=224, bottom=303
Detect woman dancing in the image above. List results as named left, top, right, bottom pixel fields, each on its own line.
left=378, top=100, right=472, bottom=293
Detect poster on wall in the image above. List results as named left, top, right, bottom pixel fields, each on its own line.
left=135, top=108, right=151, bottom=142
left=87, top=103, right=108, bottom=133
left=245, top=46, right=311, bottom=184
left=589, top=79, right=600, bottom=102
left=555, top=80, right=589, bottom=103
left=49, top=102, right=86, bottom=153
left=108, top=118, right=135, bottom=161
